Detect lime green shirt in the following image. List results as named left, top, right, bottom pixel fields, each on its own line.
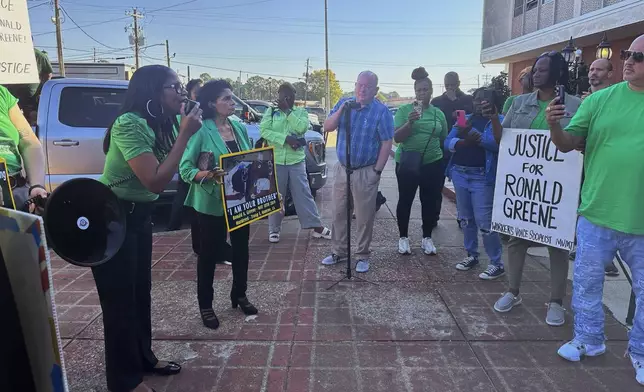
left=99, top=112, right=168, bottom=202
left=502, top=95, right=516, bottom=115
left=259, top=106, right=309, bottom=165
left=180, top=119, right=251, bottom=217
left=393, top=104, right=448, bottom=165
left=529, top=100, right=550, bottom=130
left=565, top=82, right=644, bottom=234
left=0, top=86, right=23, bottom=174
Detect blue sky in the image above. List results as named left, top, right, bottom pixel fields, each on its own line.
left=27, top=0, right=504, bottom=97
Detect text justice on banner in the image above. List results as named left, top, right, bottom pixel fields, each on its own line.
left=490, top=128, right=583, bottom=251
left=0, top=0, right=39, bottom=84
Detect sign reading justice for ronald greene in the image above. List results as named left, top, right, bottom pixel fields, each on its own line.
left=0, top=0, right=39, bottom=84
left=491, top=128, right=583, bottom=251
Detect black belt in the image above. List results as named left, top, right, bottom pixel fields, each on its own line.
left=9, top=174, right=27, bottom=189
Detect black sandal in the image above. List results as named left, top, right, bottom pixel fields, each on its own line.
left=200, top=308, right=220, bottom=329
left=149, top=361, right=181, bottom=376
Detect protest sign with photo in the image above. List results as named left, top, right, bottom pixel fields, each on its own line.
left=1, top=0, right=39, bottom=84
left=220, top=146, right=282, bottom=232
left=491, top=128, right=583, bottom=250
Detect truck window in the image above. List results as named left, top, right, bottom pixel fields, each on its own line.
left=58, top=87, right=126, bottom=128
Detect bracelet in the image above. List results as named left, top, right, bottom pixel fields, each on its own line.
left=29, top=184, right=47, bottom=194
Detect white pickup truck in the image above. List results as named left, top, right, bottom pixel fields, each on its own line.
left=34, top=78, right=328, bottom=206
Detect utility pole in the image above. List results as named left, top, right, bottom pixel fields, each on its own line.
left=165, top=40, right=171, bottom=67
left=127, top=8, right=144, bottom=69
left=93, top=48, right=97, bottom=62
left=187, top=65, right=191, bottom=80
left=54, top=0, right=65, bottom=76
left=324, top=0, right=330, bottom=113
left=238, top=70, right=243, bottom=99
left=304, top=58, right=311, bottom=103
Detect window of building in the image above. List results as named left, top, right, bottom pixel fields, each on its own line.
left=514, top=0, right=524, bottom=16
left=526, top=0, right=538, bottom=11
left=59, top=87, right=126, bottom=128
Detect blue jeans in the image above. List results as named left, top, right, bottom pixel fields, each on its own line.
left=573, top=216, right=644, bottom=355
left=451, top=166, right=503, bottom=267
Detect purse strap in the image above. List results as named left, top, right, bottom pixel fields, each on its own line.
left=418, top=109, right=438, bottom=161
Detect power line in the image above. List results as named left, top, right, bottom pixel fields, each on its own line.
left=28, top=1, right=50, bottom=10
left=139, top=55, right=483, bottom=88
left=31, top=0, right=203, bottom=37
left=59, top=6, right=125, bottom=50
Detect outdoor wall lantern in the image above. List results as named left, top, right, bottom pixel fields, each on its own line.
left=562, top=36, right=576, bottom=65
left=596, top=32, right=613, bottom=60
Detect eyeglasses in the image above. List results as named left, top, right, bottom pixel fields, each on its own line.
left=620, top=50, right=644, bottom=63
left=164, top=83, right=186, bottom=95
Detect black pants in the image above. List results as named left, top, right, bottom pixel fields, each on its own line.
left=91, top=201, right=158, bottom=392
left=396, top=160, right=445, bottom=238
left=196, top=212, right=250, bottom=309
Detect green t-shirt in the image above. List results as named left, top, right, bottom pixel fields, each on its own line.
left=529, top=100, right=550, bottom=130
left=502, top=95, right=516, bottom=115
left=565, top=82, right=644, bottom=234
left=393, top=104, right=448, bottom=165
left=0, top=86, right=23, bottom=174
left=100, top=112, right=170, bottom=202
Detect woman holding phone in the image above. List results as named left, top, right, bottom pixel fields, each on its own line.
left=445, top=88, right=505, bottom=280
left=180, top=79, right=257, bottom=330
left=97, top=65, right=202, bottom=392
left=487, top=51, right=581, bottom=326
left=393, top=67, right=448, bottom=256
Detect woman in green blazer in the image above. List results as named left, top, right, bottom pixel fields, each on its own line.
left=180, top=79, right=257, bottom=329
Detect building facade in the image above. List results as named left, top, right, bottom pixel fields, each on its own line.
left=481, top=0, right=644, bottom=93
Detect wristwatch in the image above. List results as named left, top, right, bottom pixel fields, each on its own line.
left=373, top=168, right=382, bottom=176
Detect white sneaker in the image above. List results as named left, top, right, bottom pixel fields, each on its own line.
left=421, top=237, right=437, bottom=255
left=557, top=340, right=606, bottom=362
left=398, top=237, right=411, bottom=255
left=629, top=352, right=644, bottom=385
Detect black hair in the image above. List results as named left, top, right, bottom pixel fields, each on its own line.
left=186, top=79, right=202, bottom=97
left=472, top=87, right=502, bottom=112
left=411, top=67, right=432, bottom=88
left=444, top=71, right=460, bottom=82
left=278, top=82, right=296, bottom=97
left=532, top=51, right=569, bottom=87
left=103, top=64, right=178, bottom=156
left=197, top=79, right=233, bottom=119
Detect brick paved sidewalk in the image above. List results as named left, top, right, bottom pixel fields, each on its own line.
left=53, top=152, right=636, bottom=392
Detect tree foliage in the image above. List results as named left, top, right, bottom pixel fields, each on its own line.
left=489, top=71, right=511, bottom=111
left=308, top=69, right=343, bottom=106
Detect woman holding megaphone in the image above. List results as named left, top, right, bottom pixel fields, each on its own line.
left=96, top=65, right=202, bottom=392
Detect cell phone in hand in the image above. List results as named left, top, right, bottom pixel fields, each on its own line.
left=184, top=99, right=198, bottom=114
left=555, top=85, right=566, bottom=105
left=482, top=89, right=495, bottom=104
left=456, top=110, right=467, bottom=128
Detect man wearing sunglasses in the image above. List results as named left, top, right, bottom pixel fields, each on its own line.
left=546, top=35, right=644, bottom=385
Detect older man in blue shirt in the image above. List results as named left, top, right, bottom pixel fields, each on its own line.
left=321, top=71, right=394, bottom=273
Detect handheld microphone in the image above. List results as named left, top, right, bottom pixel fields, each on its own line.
left=346, top=99, right=361, bottom=110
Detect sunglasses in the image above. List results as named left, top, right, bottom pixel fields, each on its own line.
left=164, top=82, right=186, bottom=95
left=621, top=50, right=644, bottom=63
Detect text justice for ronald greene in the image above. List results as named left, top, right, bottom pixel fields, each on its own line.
left=502, top=133, right=567, bottom=230
left=491, top=128, right=583, bottom=250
